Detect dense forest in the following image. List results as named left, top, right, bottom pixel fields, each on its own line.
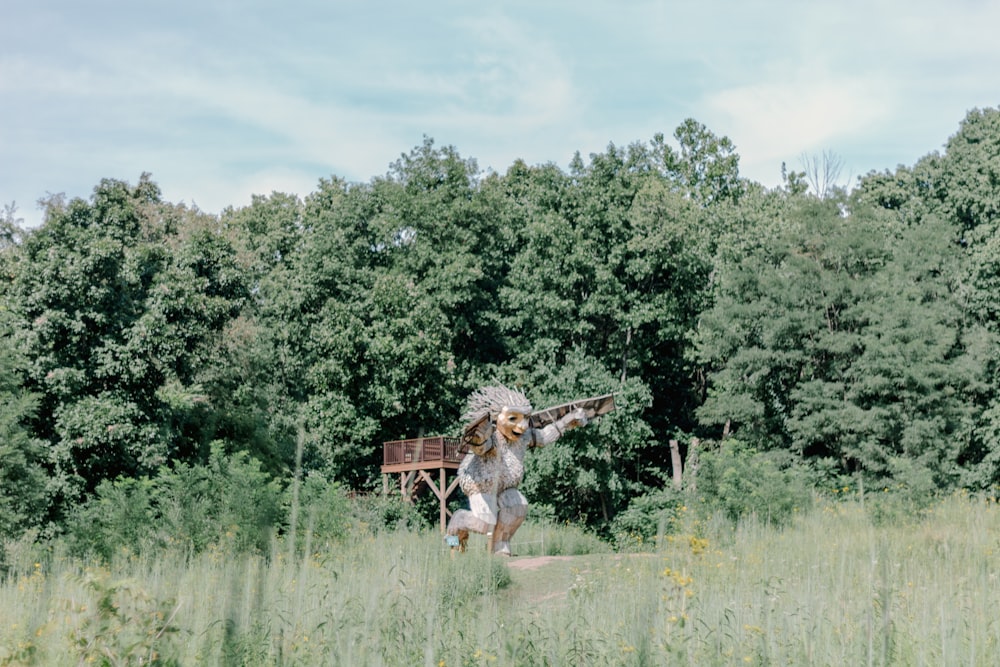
left=3, top=107, right=1000, bottom=547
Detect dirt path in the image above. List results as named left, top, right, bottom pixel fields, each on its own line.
left=505, top=555, right=577, bottom=571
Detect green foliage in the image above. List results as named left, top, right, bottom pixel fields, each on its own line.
left=932, top=106, right=1000, bottom=233
left=656, top=118, right=745, bottom=205
left=692, top=440, right=812, bottom=527
left=696, top=194, right=889, bottom=450
left=346, top=493, right=427, bottom=534
left=53, top=395, right=163, bottom=495
left=696, top=183, right=985, bottom=491
left=864, top=457, right=940, bottom=526
left=274, top=153, right=480, bottom=483
left=156, top=445, right=284, bottom=554
left=66, top=445, right=283, bottom=560
left=0, top=327, right=49, bottom=542
left=610, top=485, right=686, bottom=549
left=286, top=472, right=352, bottom=548
left=67, top=570, right=181, bottom=666
left=436, top=552, right=511, bottom=609
left=7, top=109, right=1000, bottom=543
left=9, top=175, right=252, bottom=503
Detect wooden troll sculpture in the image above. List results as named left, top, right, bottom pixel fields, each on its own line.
left=446, top=385, right=615, bottom=555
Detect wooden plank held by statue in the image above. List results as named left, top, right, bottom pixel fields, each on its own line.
left=458, top=412, right=496, bottom=455
left=529, top=394, right=616, bottom=429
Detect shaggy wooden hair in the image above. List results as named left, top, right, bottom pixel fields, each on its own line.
left=461, top=385, right=532, bottom=424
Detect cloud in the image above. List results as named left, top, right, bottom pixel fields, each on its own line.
left=702, top=75, right=895, bottom=185
left=5, top=0, right=999, bottom=224
left=84, top=8, right=580, bottom=178
left=158, top=165, right=321, bottom=215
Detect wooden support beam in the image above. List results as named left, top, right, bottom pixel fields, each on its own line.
left=416, top=468, right=462, bottom=533
left=418, top=470, right=441, bottom=499
left=380, top=443, right=465, bottom=531
left=399, top=470, right=418, bottom=503
left=442, top=476, right=460, bottom=522
left=439, top=468, right=448, bottom=534
left=401, top=467, right=467, bottom=533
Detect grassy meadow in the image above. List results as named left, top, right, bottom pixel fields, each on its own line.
left=3, top=493, right=1000, bottom=665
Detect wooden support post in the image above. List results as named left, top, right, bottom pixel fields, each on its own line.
left=440, top=468, right=447, bottom=533
left=445, top=476, right=460, bottom=499
left=380, top=434, right=463, bottom=530
left=400, top=470, right=418, bottom=503
left=416, top=468, right=458, bottom=533
left=669, top=439, right=682, bottom=490
left=417, top=470, right=436, bottom=495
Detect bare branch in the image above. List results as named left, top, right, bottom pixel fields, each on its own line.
left=800, top=150, right=844, bottom=198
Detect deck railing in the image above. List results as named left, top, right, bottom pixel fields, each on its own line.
left=382, top=436, right=463, bottom=466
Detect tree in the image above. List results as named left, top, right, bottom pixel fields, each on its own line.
left=800, top=150, right=845, bottom=199
left=856, top=108, right=1000, bottom=488
left=653, top=119, right=744, bottom=206
left=696, top=177, right=985, bottom=488
left=8, top=175, right=249, bottom=500
left=1, top=203, right=25, bottom=249
left=932, top=106, right=1000, bottom=235
left=791, top=210, right=976, bottom=484
left=278, top=142, right=489, bottom=484
left=0, top=272, right=49, bottom=538
left=218, top=192, right=308, bottom=472
left=489, top=138, right=717, bottom=522
left=696, top=194, right=868, bottom=450
left=695, top=193, right=882, bottom=449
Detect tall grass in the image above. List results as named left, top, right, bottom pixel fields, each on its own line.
left=3, top=493, right=1000, bottom=665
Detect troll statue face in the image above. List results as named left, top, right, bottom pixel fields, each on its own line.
left=495, top=406, right=530, bottom=442
left=462, top=385, right=532, bottom=445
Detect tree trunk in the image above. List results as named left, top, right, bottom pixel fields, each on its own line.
left=686, top=438, right=700, bottom=494
left=669, top=439, right=682, bottom=490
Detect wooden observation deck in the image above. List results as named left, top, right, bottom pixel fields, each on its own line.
left=381, top=436, right=465, bottom=532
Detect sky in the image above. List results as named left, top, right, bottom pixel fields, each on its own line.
left=3, top=0, right=999, bottom=229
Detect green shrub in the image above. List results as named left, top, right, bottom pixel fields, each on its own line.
left=65, top=477, right=159, bottom=561
left=347, top=493, right=426, bottom=534
left=610, top=486, right=686, bottom=550
left=286, top=472, right=351, bottom=549
left=156, top=444, right=284, bottom=554
left=693, top=439, right=812, bottom=527
left=65, top=444, right=284, bottom=560
left=865, top=457, right=939, bottom=526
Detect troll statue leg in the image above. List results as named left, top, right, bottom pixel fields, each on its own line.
left=492, top=488, right=528, bottom=556
left=446, top=492, right=497, bottom=551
